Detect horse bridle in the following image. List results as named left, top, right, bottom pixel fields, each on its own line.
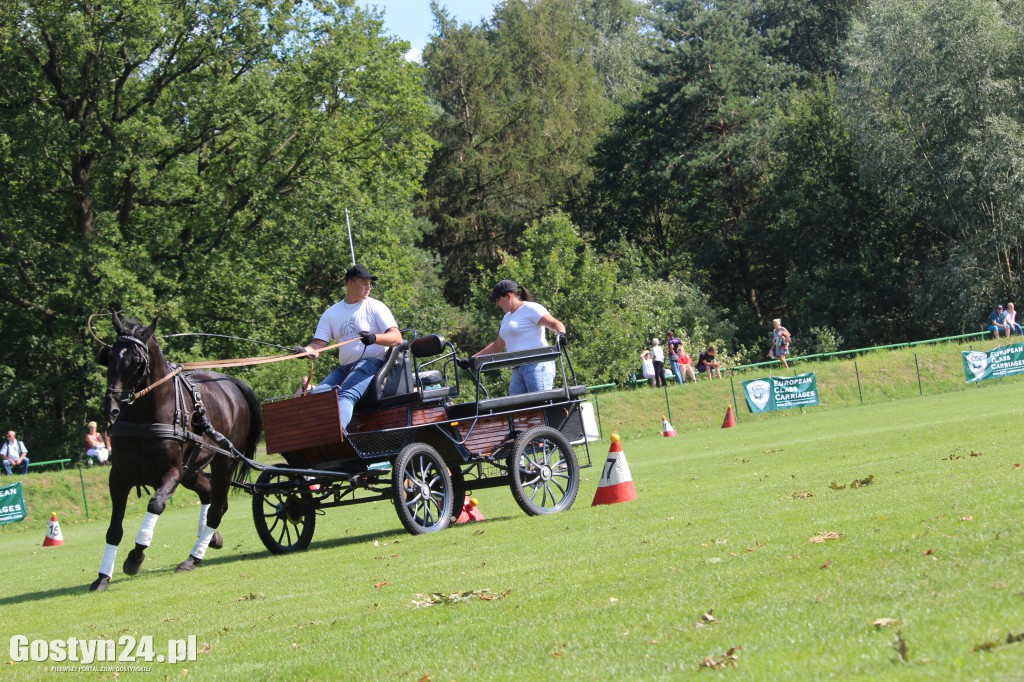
left=105, top=335, right=152, bottom=404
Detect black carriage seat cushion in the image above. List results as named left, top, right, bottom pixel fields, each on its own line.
left=445, top=385, right=588, bottom=420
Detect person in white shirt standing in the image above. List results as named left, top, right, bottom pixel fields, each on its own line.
left=293, top=263, right=403, bottom=430
left=463, top=279, right=567, bottom=395
left=650, top=338, right=666, bottom=387
left=1, top=430, right=30, bottom=475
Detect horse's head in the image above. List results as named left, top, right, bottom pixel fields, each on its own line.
left=98, top=309, right=158, bottom=428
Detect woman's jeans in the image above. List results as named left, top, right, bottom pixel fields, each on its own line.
left=669, top=357, right=684, bottom=384
left=509, top=361, right=555, bottom=395
left=311, top=357, right=385, bottom=429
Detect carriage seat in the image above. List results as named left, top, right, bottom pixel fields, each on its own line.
left=445, top=385, right=588, bottom=420
left=354, top=334, right=454, bottom=411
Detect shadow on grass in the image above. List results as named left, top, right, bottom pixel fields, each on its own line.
left=1, top=516, right=522, bottom=606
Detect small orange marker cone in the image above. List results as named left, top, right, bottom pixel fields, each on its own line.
left=722, top=405, right=736, bottom=429
left=592, top=434, right=637, bottom=506
left=456, top=496, right=486, bottom=523
left=43, top=512, right=64, bottom=546
left=661, top=415, right=678, bottom=437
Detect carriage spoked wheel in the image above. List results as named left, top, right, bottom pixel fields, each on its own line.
left=509, top=426, right=579, bottom=516
left=252, top=469, right=316, bottom=554
left=392, top=443, right=454, bottom=535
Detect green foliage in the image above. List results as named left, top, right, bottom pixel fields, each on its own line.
left=0, top=0, right=437, bottom=452
left=462, top=212, right=735, bottom=384
left=842, top=0, right=1024, bottom=327
left=420, top=0, right=646, bottom=304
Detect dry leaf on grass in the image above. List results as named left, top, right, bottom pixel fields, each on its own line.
left=410, top=589, right=510, bottom=607
left=809, top=531, right=842, bottom=543
left=923, top=548, right=936, bottom=556
left=960, top=515, right=974, bottom=522
left=698, top=646, right=741, bottom=670
left=820, top=560, right=832, bottom=570
left=374, top=581, right=389, bottom=588
left=970, top=450, right=983, bottom=457
left=788, top=490, right=813, bottom=499
left=701, top=609, right=717, bottom=623
left=872, top=618, right=899, bottom=629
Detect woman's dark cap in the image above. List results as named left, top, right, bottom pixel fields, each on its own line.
left=490, top=279, right=519, bottom=302
left=345, top=263, right=378, bottom=281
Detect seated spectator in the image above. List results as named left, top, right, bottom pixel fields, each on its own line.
left=677, top=343, right=698, bottom=383
left=640, top=349, right=656, bottom=387
left=987, top=305, right=1009, bottom=338
left=1007, top=303, right=1023, bottom=336
left=696, top=346, right=723, bottom=380
left=84, top=421, right=110, bottom=466
left=1, top=430, right=30, bottom=475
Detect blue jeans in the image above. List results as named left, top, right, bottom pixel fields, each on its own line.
left=509, top=361, right=555, bottom=395
left=2, top=457, right=29, bottom=475
left=312, top=358, right=385, bottom=429
left=669, top=357, right=684, bottom=384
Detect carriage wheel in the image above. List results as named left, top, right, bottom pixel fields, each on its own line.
left=392, top=443, right=454, bottom=535
left=252, top=469, right=316, bottom=554
left=509, top=426, right=579, bottom=516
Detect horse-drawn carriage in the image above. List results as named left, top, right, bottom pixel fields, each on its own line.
left=250, top=333, right=596, bottom=553
left=91, top=312, right=595, bottom=590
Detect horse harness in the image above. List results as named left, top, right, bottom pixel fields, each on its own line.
left=108, top=339, right=246, bottom=470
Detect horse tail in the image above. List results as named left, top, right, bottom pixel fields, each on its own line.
left=226, top=375, right=264, bottom=488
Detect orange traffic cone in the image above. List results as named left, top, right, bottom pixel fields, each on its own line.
left=456, top=496, right=486, bottom=524
left=43, top=512, right=64, bottom=546
left=592, top=434, right=637, bottom=506
left=722, top=405, right=736, bottom=429
left=661, top=415, right=678, bottom=437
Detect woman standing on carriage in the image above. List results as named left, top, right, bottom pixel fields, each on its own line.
left=461, top=279, right=567, bottom=395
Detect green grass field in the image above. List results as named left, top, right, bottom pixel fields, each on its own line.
left=4, top=375, right=1024, bottom=679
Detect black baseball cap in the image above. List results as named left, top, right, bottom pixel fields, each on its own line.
left=345, top=263, right=377, bottom=281
left=490, top=279, right=519, bottom=302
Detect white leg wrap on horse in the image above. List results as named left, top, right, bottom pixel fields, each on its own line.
left=190, top=525, right=218, bottom=560
left=197, top=504, right=210, bottom=537
left=99, top=544, right=118, bottom=577
left=135, top=512, right=160, bottom=547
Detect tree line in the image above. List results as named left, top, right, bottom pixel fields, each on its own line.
left=2, top=0, right=1021, bottom=453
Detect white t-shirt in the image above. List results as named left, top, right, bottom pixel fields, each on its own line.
left=1, top=440, right=26, bottom=459
left=651, top=345, right=664, bottom=362
left=314, top=297, right=398, bottom=366
left=499, top=301, right=551, bottom=353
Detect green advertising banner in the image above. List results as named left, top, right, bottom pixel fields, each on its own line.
left=742, top=373, right=820, bottom=413
left=962, top=343, right=1024, bottom=383
left=0, top=481, right=27, bottom=525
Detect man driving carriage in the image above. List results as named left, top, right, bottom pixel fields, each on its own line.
left=292, top=263, right=403, bottom=431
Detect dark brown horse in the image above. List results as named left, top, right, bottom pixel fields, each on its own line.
left=90, top=311, right=262, bottom=591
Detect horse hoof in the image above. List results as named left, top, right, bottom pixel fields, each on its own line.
left=122, top=551, right=145, bottom=576
left=89, top=574, right=111, bottom=592
left=175, top=556, right=202, bottom=573
left=209, top=530, right=224, bottom=550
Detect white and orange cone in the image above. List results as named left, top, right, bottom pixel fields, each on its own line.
left=456, top=496, right=486, bottom=524
left=661, top=415, right=678, bottom=437
left=592, top=434, right=637, bottom=506
left=43, top=512, right=64, bottom=547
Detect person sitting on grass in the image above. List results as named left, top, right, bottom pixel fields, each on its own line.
left=696, top=346, right=723, bottom=380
